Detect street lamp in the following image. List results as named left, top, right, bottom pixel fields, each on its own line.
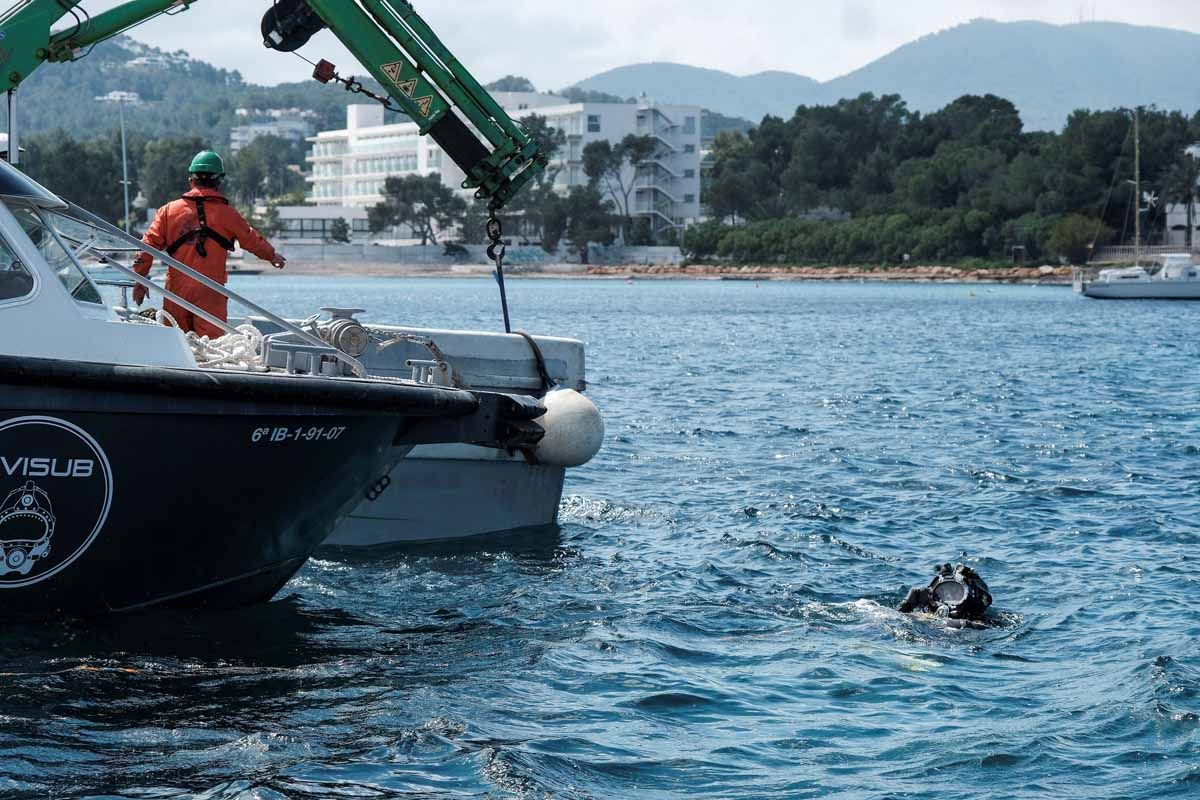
left=95, top=91, right=135, bottom=233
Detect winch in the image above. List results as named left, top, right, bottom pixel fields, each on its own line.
left=315, top=308, right=370, bottom=358
left=259, top=308, right=371, bottom=377
left=258, top=307, right=369, bottom=377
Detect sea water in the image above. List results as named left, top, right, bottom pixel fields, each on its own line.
left=2, top=278, right=1198, bottom=799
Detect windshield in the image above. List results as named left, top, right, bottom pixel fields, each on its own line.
left=10, top=207, right=103, bottom=304
left=41, top=210, right=139, bottom=269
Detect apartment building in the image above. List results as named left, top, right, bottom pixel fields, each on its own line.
left=305, top=94, right=703, bottom=236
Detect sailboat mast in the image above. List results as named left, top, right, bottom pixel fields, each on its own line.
left=1134, top=107, right=1141, bottom=263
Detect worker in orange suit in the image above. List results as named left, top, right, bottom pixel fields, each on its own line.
left=133, top=150, right=286, bottom=337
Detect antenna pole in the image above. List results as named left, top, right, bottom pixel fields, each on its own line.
left=1134, top=107, right=1141, bottom=264
left=119, top=98, right=131, bottom=233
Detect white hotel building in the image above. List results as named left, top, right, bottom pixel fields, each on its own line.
left=305, top=93, right=703, bottom=237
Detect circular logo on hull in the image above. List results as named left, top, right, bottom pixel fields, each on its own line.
left=0, top=417, right=112, bottom=588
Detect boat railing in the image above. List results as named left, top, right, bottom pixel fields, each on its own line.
left=92, top=277, right=136, bottom=309
left=60, top=202, right=367, bottom=378
left=1072, top=267, right=1090, bottom=292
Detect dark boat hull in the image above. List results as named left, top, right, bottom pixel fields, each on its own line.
left=0, top=356, right=492, bottom=615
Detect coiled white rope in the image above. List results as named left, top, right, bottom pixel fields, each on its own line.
left=124, top=308, right=268, bottom=372
left=186, top=324, right=268, bottom=372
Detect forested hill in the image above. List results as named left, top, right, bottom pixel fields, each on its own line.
left=0, top=36, right=407, bottom=145
left=688, top=94, right=1200, bottom=266
left=574, top=19, right=1200, bottom=131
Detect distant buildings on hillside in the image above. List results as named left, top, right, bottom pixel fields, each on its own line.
left=127, top=55, right=173, bottom=69
left=95, top=90, right=142, bottom=105
left=304, top=94, right=702, bottom=239
left=230, top=108, right=318, bottom=153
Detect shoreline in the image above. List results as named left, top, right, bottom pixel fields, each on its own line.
left=584, top=263, right=1074, bottom=284
left=267, top=261, right=1075, bottom=285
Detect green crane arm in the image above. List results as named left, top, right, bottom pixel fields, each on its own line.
left=0, top=0, right=545, bottom=209
left=262, top=0, right=545, bottom=209
left=0, top=0, right=195, bottom=87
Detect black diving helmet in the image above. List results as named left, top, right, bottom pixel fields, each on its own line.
left=899, top=563, right=992, bottom=621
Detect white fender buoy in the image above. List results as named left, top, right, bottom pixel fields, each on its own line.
left=535, top=389, right=604, bottom=468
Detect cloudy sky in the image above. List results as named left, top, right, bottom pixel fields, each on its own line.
left=94, top=0, right=1200, bottom=88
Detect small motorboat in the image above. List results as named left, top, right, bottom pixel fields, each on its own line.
left=0, top=161, right=543, bottom=615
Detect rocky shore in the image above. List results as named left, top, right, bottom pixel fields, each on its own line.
left=271, top=259, right=1074, bottom=284
left=584, top=263, right=1073, bottom=284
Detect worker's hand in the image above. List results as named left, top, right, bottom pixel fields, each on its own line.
left=132, top=284, right=147, bottom=306
left=271, top=255, right=287, bottom=270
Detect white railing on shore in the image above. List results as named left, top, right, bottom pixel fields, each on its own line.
left=1091, top=244, right=1195, bottom=263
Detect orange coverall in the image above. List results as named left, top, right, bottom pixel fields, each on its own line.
left=133, top=187, right=278, bottom=338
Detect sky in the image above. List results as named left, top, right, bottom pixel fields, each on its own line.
left=90, top=0, right=1200, bottom=88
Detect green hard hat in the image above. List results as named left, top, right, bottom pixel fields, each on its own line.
left=189, top=150, right=225, bottom=177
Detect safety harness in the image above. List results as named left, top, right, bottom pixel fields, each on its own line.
left=165, top=195, right=236, bottom=259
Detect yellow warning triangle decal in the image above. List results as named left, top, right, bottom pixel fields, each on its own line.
left=414, top=95, right=433, bottom=116
left=381, top=61, right=404, bottom=83
left=395, top=78, right=417, bottom=97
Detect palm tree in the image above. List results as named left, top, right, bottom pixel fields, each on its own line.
left=1164, top=152, right=1200, bottom=250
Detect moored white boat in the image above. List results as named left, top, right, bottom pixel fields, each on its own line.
left=1075, top=109, right=1200, bottom=301
left=335, top=324, right=600, bottom=546
left=1075, top=254, right=1200, bottom=299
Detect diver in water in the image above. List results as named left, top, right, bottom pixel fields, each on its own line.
left=899, top=563, right=993, bottom=627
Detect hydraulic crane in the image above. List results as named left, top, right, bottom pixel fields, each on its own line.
left=0, top=0, right=546, bottom=210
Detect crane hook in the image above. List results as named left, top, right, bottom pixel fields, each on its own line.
left=487, top=209, right=511, bottom=334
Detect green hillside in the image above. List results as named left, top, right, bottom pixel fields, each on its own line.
left=0, top=36, right=406, bottom=145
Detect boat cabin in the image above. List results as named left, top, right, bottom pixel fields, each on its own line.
left=0, top=161, right=194, bottom=368
left=1153, top=253, right=1199, bottom=280
left=1096, top=266, right=1150, bottom=283
left=1095, top=254, right=1199, bottom=284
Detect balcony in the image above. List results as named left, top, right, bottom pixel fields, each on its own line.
left=637, top=106, right=679, bottom=130
left=633, top=175, right=668, bottom=190
left=632, top=197, right=674, bottom=214
left=634, top=183, right=681, bottom=204
left=637, top=160, right=681, bottom=179
left=634, top=132, right=681, bottom=153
